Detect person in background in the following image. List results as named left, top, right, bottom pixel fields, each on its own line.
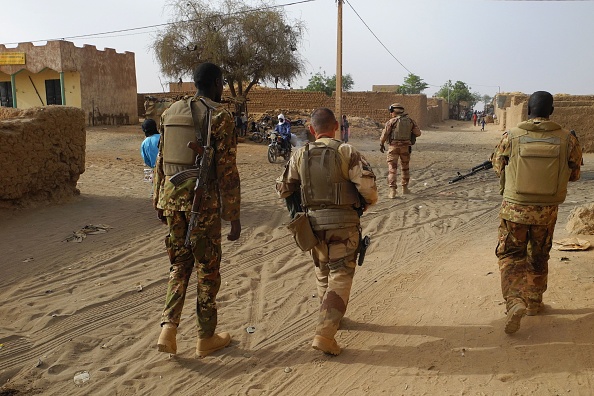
left=140, top=118, right=160, bottom=168
left=379, top=103, right=422, bottom=198
left=275, top=113, right=292, bottom=153
left=340, top=114, right=350, bottom=143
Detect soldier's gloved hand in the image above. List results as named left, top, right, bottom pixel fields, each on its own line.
left=380, top=144, right=386, bottom=153
left=157, top=209, right=167, bottom=224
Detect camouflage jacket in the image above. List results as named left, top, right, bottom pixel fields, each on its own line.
left=276, top=138, right=378, bottom=208
left=380, top=114, right=421, bottom=146
left=153, top=96, right=240, bottom=221
left=491, top=117, right=582, bottom=225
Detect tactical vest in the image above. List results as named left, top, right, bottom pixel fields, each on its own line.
left=161, top=97, right=213, bottom=176
left=300, top=139, right=360, bottom=230
left=503, top=120, right=571, bottom=205
left=390, top=114, right=413, bottom=141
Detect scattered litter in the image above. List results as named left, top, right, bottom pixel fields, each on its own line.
left=100, top=344, right=108, bottom=349
left=486, top=272, right=493, bottom=276
left=560, top=257, right=569, bottom=262
left=136, top=284, right=143, bottom=292
left=22, top=257, right=34, bottom=263
left=143, top=168, right=154, bottom=183
left=284, top=367, right=292, bottom=373
left=36, top=359, right=43, bottom=368
left=45, top=290, right=53, bottom=294
left=73, top=370, right=90, bottom=386
left=51, top=314, right=58, bottom=317
left=64, top=224, right=111, bottom=243
left=0, top=343, right=3, bottom=350
left=246, top=326, right=256, bottom=334
left=461, top=348, right=466, bottom=357
left=553, top=237, right=591, bottom=251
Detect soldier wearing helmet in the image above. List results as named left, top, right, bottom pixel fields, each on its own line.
left=380, top=103, right=422, bottom=198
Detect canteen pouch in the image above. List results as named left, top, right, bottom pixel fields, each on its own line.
left=287, top=212, right=319, bottom=251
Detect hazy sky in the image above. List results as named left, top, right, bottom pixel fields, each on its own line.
left=3, top=0, right=594, bottom=98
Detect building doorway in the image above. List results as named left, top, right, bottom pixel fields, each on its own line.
left=0, top=81, right=13, bottom=107
left=45, top=79, right=62, bottom=105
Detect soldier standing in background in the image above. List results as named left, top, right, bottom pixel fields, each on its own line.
left=380, top=103, right=422, bottom=198
left=276, top=107, right=378, bottom=355
left=153, top=62, right=241, bottom=357
left=492, top=91, right=582, bottom=334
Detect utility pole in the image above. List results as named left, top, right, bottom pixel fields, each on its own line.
left=336, top=0, right=343, bottom=124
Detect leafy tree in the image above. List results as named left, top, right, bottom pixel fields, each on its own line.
left=482, top=94, right=492, bottom=106
left=304, top=71, right=354, bottom=96
left=397, top=73, right=429, bottom=94
left=152, top=0, right=305, bottom=108
left=436, top=80, right=479, bottom=117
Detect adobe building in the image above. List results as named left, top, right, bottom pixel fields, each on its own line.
left=0, top=40, right=137, bottom=126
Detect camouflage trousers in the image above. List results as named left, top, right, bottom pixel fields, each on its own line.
left=495, top=218, right=556, bottom=311
left=311, top=225, right=360, bottom=340
left=161, top=209, right=222, bottom=338
left=387, top=144, right=411, bottom=187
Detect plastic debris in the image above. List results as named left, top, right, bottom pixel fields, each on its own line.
left=553, top=237, right=591, bottom=251
left=73, top=371, right=90, bottom=385
left=284, top=367, right=292, bottom=373
left=246, top=326, right=256, bottom=334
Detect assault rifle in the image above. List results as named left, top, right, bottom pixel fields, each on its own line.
left=449, top=160, right=493, bottom=184
left=169, top=98, right=216, bottom=247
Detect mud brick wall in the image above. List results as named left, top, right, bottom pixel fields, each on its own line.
left=138, top=89, right=432, bottom=128
left=0, top=106, right=86, bottom=206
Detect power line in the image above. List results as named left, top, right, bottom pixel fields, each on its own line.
left=343, top=0, right=503, bottom=93
left=343, top=0, right=414, bottom=76
left=1, top=0, right=319, bottom=45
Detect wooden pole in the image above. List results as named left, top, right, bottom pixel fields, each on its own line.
left=336, top=0, right=343, bottom=128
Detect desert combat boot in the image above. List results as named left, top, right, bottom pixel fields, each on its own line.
left=157, top=323, right=177, bottom=354
left=402, top=185, right=411, bottom=195
left=312, top=335, right=342, bottom=356
left=504, top=300, right=526, bottom=334
left=388, top=187, right=398, bottom=199
left=196, top=332, right=231, bottom=357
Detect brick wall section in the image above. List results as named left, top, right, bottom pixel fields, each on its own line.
left=0, top=106, right=86, bottom=206
left=138, top=89, right=432, bottom=128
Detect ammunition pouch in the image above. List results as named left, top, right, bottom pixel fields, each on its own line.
left=308, top=208, right=360, bottom=231
left=287, top=212, right=319, bottom=251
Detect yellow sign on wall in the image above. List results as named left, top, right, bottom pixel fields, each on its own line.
left=0, top=53, right=26, bottom=65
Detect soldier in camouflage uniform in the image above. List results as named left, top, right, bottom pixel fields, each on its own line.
left=276, top=108, right=378, bottom=355
left=380, top=103, right=422, bottom=198
left=492, top=91, right=581, bottom=334
left=153, top=63, right=241, bottom=356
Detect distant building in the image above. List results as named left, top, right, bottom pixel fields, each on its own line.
left=0, top=40, right=138, bottom=125
left=372, top=84, right=400, bottom=93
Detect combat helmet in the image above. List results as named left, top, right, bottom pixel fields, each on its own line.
left=389, top=103, right=405, bottom=113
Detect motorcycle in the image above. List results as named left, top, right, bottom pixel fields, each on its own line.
left=267, top=131, right=291, bottom=163
left=249, top=121, right=270, bottom=144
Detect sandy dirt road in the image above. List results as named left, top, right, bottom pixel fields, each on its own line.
left=1, top=120, right=593, bottom=395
